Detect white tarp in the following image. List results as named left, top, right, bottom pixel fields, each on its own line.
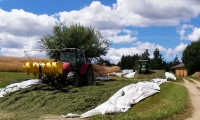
left=61, top=78, right=168, bottom=118
left=110, top=69, right=136, bottom=78
left=124, top=72, right=136, bottom=78
left=165, top=72, right=176, bottom=80
left=95, top=76, right=111, bottom=81
left=122, top=69, right=134, bottom=74
left=0, top=79, right=41, bottom=98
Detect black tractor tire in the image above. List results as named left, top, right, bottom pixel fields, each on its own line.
left=85, top=66, right=94, bottom=85
left=72, top=72, right=81, bottom=87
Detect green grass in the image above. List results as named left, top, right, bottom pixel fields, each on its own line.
left=185, top=78, right=196, bottom=84
left=185, top=76, right=200, bottom=81
left=0, top=71, right=191, bottom=120
left=0, top=72, right=37, bottom=88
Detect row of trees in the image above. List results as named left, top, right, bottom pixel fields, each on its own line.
left=39, top=22, right=200, bottom=75
left=118, top=48, right=180, bottom=72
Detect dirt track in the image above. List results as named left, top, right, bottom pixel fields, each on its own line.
left=182, top=78, right=200, bottom=120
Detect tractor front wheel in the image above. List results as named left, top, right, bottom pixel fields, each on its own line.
left=85, top=66, right=94, bottom=85
left=72, top=72, right=81, bottom=87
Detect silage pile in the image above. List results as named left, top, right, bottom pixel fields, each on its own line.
left=0, top=72, right=176, bottom=119
left=61, top=72, right=176, bottom=118
left=192, top=72, right=200, bottom=78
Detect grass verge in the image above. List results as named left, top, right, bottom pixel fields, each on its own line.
left=185, top=76, right=200, bottom=81
left=0, top=72, right=37, bottom=88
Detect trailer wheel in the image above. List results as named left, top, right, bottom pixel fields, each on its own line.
left=85, top=66, right=94, bottom=85
left=72, top=72, right=80, bottom=87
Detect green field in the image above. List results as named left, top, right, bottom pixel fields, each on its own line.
left=0, top=71, right=191, bottom=120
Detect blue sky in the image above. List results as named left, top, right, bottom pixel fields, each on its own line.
left=0, top=0, right=200, bottom=64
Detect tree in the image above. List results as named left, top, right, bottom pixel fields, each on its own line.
left=39, top=23, right=110, bottom=59
left=182, top=39, right=200, bottom=75
left=141, top=49, right=150, bottom=60
left=172, top=55, right=180, bottom=66
left=151, top=48, right=164, bottom=70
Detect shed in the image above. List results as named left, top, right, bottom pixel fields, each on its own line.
left=171, top=63, right=187, bottom=77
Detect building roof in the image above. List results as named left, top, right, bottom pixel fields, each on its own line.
left=171, top=63, right=184, bottom=69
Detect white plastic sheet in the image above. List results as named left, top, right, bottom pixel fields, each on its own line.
left=95, top=76, right=111, bottom=81
left=61, top=78, right=168, bottom=118
left=0, top=79, right=41, bottom=98
left=122, top=69, right=134, bottom=74
left=110, top=69, right=136, bottom=78
left=165, top=72, right=176, bottom=80
left=124, top=72, right=136, bottom=78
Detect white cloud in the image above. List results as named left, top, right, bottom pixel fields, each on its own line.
left=166, top=42, right=188, bottom=59
left=107, top=35, right=137, bottom=43
left=1, top=0, right=200, bottom=62
left=0, top=9, right=58, bottom=37
left=0, top=9, right=58, bottom=57
left=58, top=1, right=123, bottom=29
left=174, top=42, right=188, bottom=52
left=134, top=42, right=167, bottom=52
left=58, top=0, right=200, bottom=29
left=177, top=24, right=200, bottom=41
left=101, top=29, right=138, bottom=44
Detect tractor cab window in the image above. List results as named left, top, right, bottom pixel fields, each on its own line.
left=60, top=51, right=77, bottom=67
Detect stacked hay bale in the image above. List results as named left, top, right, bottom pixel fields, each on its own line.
left=192, top=72, right=200, bottom=78
left=92, top=64, right=108, bottom=77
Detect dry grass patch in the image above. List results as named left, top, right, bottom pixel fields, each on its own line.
left=104, top=66, right=121, bottom=73
left=0, top=56, right=50, bottom=72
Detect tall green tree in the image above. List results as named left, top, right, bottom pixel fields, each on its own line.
left=172, top=55, right=180, bottom=66
left=151, top=48, right=164, bottom=70
left=39, top=23, right=110, bottom=59
left=182, top=39, right=200, bottom=75
left=141, top=49, right=150, bottom=60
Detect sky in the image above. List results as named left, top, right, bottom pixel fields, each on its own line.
left=0, top=0, right=200, bottom=64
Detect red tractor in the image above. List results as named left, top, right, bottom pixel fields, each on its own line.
left=23, top=48, right=94, bottom=87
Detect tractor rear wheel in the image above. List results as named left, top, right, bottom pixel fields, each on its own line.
left=85, top=66, right=94, bottom=85
left=72, top=72, right=81, bottom=87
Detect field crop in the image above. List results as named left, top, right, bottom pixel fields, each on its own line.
left=0, top=56, right=121, bottom=74
left=0, top=56, right=49, bottom=72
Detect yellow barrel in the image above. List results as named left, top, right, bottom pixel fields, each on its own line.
left=23, top=60, right=63, bottom=76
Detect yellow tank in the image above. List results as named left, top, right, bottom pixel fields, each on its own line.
left=23, top=59, right=63, bottom=76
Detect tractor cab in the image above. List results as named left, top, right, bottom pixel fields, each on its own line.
left=59, top=48, right=86, bottom=68
left=138, top=60, right=150, bottom=74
